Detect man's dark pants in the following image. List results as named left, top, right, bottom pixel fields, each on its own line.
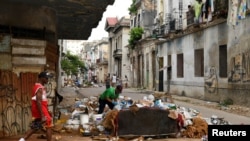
left=98, top=98, right=114, bottom=114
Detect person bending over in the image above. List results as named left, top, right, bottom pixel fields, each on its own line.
left=98, top=85, right=123, bottom=114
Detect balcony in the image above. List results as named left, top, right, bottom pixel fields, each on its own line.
left=152, top=25, right=166, bottom=37
left=96, top=58, right=108, bottom=65
left=113, top=49, right=122, bottom=59
left=89, top=63, right=97, bottom=70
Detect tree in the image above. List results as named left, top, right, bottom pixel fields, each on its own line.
left=61, top=51, right=86, bottom=76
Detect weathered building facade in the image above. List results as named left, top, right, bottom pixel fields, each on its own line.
left=129, top=0, right=158, bottom=89
left=129, top=0, right=250, bottom=106
left=157, top=17, right=250, bottom=107
left=0, top=5, right=58, bottom=137
left=95, top=38, right=109, bottom=84
left=105, top=16, right=131, bottom=87
left=0, top=0, right=114, bottom=137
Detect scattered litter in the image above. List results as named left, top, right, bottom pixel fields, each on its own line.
left=53, top=92, right=230, bottom=140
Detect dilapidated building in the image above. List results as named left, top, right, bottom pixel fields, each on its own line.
left=0, top=0, right=115, bottom=137
left=129, top=0, right=250, bottom=107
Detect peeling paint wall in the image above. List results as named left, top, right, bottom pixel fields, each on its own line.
left=160, top=16, right=250, bottom=107
left=141, top=41, right=157, bottom=90
left=121, top=28, right=132, bottom=87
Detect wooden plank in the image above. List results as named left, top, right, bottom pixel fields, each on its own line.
left=0, top=71, right=4, bottom=137
left=0, top=71, right=13, bottom=136
left=12, top=56, right=46, bottom=66
left=46, top=51, right=58, bottom=62
left=20, top=72, right=34, bottom=133
left=47, top=61, right=56, bottom=70
left=21, top=72, right=27, bottom=98
left=11, top=38, right=46, bottom=47
left=12, top=72, right=21, bottom=102
left=46, top=45, right=57, bottom=54
left=12, top=66, right=43, bottom=77
left=46, top=42, right=58, bottom=53
left=12, top=45, right=45, bottom=55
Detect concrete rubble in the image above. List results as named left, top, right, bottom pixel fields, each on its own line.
left=52, top=92, right=230, bottom=141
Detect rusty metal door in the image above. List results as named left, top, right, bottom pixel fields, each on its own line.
left=0, top=71, right=37, bottom=137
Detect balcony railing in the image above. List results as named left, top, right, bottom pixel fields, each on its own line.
left=96, top=58, right=108, bottom=65
left=113, top=49, right=122, bottom=59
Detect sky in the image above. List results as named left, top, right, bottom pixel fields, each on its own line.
left=87, top=0, right=132, bottom=41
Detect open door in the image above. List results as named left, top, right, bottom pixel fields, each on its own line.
left=158, top=57, right=164, bottom=91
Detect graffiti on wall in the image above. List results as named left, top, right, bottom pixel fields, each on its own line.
left=0, top=84, right=30, bottom=136
left=205, top=66, right=218, bottom=93
left=229, top=50, right=250, bottom=83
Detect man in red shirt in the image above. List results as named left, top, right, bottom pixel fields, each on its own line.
left=19, top=71, right=52, bottom=141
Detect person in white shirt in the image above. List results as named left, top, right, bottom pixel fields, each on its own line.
left=111, top=74, right=117, bottom=87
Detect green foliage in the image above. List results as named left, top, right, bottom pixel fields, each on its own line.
left=128, top=0, right=137, bottom=14
left=61, top=51, right=86, bottom=76
left=220, top=98, right=234, bottom=106
left=128, top=27, right=144, bottom=49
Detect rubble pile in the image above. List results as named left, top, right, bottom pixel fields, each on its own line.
left=53, top=92, right=230, bottom=140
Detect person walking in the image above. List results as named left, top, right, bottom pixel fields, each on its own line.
left=124, top=75, right=128, bottom=88
left=111, top=74, right=117, bottom=87
left=97, top=85, right=123, bottom=114
left=19, top=71, right=53, bottom=141
left=105, top=73, right=111, bottom=89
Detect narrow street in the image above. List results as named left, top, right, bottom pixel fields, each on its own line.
left=71, top=86, right=250, bottom=125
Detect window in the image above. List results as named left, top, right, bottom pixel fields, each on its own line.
left=133, top=17, right=137, bottom=27
left=177, top=53, right=183, bottom=78
left=219, top=45, right=227, bottom=77
left=168, top=55, right=171, bottom=66
left=167, top=55, right=172, bottom=80
left=137, top=14, right=141, bottom=27
left=115, top=39, right=118, bottom=49
left=195, top=49, right=204, bottom=77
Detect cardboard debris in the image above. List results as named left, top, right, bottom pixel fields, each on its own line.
left=102, top=109, right=119, bottom=133
left=182, top=116, right=208, bottom=138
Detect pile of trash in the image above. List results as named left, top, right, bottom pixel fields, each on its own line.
left=53, top=92, right=230, bottom=140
